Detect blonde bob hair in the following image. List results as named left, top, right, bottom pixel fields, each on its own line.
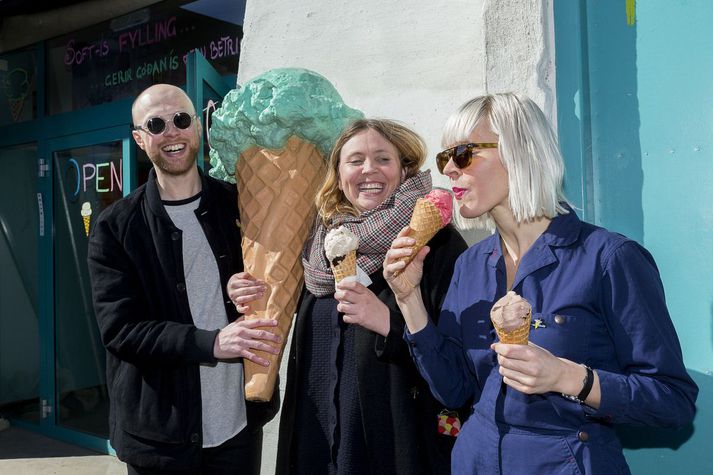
left=316, top=119, right=426, bottom=224
left=442, top=93, right=571, bottom=229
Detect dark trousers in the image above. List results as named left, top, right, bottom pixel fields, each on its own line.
left=127, top=426, right=263, bottom=475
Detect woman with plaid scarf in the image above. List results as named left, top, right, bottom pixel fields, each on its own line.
left=261, top=119, right=467, bottom=474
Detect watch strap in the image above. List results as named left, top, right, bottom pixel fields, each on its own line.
left=561, top=364, right=594, bottom=404
left=576, top=365, right=594, bottom=402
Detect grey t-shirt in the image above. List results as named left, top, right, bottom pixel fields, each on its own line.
left=164, top=193, right=247, bottom=447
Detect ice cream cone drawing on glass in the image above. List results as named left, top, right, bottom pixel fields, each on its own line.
left=5, top=68, right=32, bottom=123
left=81, top=201, right=93, bottom=236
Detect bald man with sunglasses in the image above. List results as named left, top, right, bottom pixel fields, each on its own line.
left=88, top=84, right=280, bottom=474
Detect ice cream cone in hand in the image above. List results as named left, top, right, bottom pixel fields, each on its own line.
left=398, top=189, right=453, bottom=272
left=325, top=226, right=359, bottom=282
left=490, top=291, right=532, bottom=344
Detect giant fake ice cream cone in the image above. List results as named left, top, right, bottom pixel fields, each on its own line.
left=398, top=189, right=453, bottom=271
left=209, top=68, right=363, bottom=401
left=490, top=291, right=532, bottom=344
left=236, top=137, right=324, bottom=400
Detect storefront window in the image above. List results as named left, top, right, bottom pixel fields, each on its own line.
left=46, top=0, right=244, bottom=115
left=0, top=143, right=39, bottom=424
left=0, top=47, right=37, bottom=126
left=53, top=141, right=124, bottom=437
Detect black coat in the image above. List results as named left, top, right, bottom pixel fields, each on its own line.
left=276, top=225, right=469, bottom=474
left=88, top=169, right=278, bottom=470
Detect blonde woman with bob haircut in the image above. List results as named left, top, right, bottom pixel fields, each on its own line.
left=384, top=93, right=698, bottom=474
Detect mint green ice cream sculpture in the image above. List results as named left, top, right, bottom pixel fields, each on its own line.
left=208, top=68, right=364, bottom=182
left=206, top=68, right=363, bottom=402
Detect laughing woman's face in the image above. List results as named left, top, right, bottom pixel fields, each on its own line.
left=338, top=128, right=405, bottom=213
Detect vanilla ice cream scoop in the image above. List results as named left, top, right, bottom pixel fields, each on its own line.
left=491, top=291, right=532, bottom=333
left=324, top=226, right=359, bottom=263
left=81, top=202, right=92, bottom=217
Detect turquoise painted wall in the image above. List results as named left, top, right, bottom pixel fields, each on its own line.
left=555, top=1, right=713, bottom=472
left=635, top=1, right=713, bottom=377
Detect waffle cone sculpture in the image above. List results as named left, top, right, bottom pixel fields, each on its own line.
left=207, top=68, right=364, bottom=402
left=399, top=189, right=453, bottom=270
left=237, top=136, right=326, bottom=401
left=331, top=250, right=357, bottom=282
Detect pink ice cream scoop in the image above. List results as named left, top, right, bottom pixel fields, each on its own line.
left=395, top=189, right=454, bottom=274
left=423, top=189, right=453, bottom=227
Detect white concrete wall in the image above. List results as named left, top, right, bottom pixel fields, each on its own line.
left=237, top=0, right=556, bottom=191
left=241, top=3, right=557, bottom=471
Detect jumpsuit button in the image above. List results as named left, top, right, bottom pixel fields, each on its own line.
left=554, top=314, right=566, bottom=325
left=190, top=433, right=200, bottom=443
left=177, top=282, right=186, bottom=292
left=171, top=231, right=181, bottom=241
left=578, top=431, right=589, bottom=442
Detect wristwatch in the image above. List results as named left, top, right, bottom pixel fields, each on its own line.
left=561, top=364, right=594, bottom=404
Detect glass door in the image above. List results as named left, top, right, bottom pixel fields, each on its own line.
left=42, top=126, right=133, bottom=451
left=0, top=143, right=40, bottom=426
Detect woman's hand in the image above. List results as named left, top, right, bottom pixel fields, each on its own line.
left=490, top=342, right=600, bottom=407
left=491, top=342, right=569, bottom=395
left=226, top=272, right=266, bottom=314
left=334, top=281, right=390, bottom=336
left=383, top=226, right=429, bottom=301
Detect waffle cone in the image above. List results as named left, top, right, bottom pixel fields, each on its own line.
left=330, top=250, right=357, bottom=282
left=237, top=135, right=326, bottom=401
left=83, top=216, right=91, bottom=236
left=492, top=308, right=531, bottom=344
left=398, top=198, right=443, bottom=270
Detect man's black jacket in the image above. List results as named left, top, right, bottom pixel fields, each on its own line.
left=88, top=168, right=278, bottom=469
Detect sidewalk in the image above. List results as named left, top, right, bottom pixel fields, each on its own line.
left=0, top=425, right=124, bottom=475
left=0, top=415, right=281, bottom=474
left=0, top=333, right=290, bottom=474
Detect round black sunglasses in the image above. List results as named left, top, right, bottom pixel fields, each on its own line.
left=132, top=112, right=195, bottom=135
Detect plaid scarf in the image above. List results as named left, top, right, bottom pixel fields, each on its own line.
left=303, top=170, right=432, bottom=297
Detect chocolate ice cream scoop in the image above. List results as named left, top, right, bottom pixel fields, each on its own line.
left=490, top=291, right=532, bottom=344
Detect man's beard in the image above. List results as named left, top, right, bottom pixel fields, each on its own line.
left=151, top=147, right=198, bottom=176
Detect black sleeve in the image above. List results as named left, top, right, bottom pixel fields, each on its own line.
left=420, top=225, right=468, bottom=322
left=88, top=209, right=218, bottom=367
